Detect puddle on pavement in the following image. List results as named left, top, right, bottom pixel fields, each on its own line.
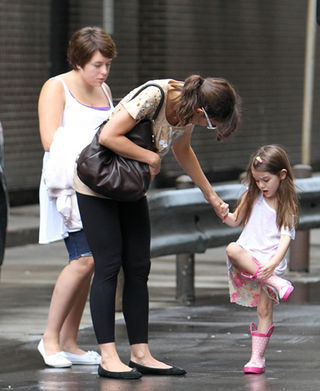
left=285, top=281, right=320, bottom=304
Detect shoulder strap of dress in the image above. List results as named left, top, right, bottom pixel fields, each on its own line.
left=101, top=84, right=114, bottom=109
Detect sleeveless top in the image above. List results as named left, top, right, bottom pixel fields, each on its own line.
left=236, top=192, right=295, bottom=276
left=39, top=77, right=113, bottom=244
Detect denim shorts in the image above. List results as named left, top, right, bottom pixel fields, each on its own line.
left=63, top=230, right=92, bottom=262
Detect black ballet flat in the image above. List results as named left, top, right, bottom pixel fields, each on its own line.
left=98, top=364, right=142, bottom=379
left=128, top=360, right=186, bottom=376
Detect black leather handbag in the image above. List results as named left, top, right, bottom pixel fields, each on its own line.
left=77, top=84, right=164, bottom=202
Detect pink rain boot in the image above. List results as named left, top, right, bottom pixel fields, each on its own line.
left=241, top=258, right=294, bottom=302
left=262, top=274, right=294, bottom=301
left=243, top=323, right=274, bottom=374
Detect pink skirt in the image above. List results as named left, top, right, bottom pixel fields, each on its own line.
left=227, top=258, right=279, bottom=307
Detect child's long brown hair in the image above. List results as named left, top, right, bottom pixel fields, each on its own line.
left=236, top=145, right=298, bottom=230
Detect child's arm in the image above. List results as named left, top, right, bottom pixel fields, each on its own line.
left=223, top=211, right=240, bottom=227
left=257, top=234, right=292, bottom=279
left=223, top=191, right=247, bottom=227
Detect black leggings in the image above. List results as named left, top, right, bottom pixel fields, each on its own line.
left=76, top=193, right=151, bottom=345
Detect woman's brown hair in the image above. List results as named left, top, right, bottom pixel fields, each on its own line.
left=171, top=75, right=241, bottom=141
left=236, top=145, right=298, bottom=230
left=67, top=26, right=117, bottom=70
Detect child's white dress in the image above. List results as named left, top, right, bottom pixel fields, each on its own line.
left=227, top=192, right=295, bottom=307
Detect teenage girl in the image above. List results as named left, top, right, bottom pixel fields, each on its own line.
left=223, top=145, right=298, bottom=374
left=38, top=27, right=116, bottom=368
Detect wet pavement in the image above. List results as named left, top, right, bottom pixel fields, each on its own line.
left=0, top=298, right=320, bottom=391
left=0, top=206, right=320, bottom=390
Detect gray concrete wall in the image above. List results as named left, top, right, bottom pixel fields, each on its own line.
left=0, top=1, right=319, bottom=200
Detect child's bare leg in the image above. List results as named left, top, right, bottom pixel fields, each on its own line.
left=243, top=289, right=274, bottom=374
left=227, top=242, right=293, bottom=302
left=257, top=288, right=273, bottom=333
left=226, top=242, right=258, bottom=274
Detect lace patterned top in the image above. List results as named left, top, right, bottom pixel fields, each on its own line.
left=74, top=79, right=194, bottom=197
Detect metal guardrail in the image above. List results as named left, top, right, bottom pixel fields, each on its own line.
left=149, top=183, right=244, bottom=257
left=293, top=177, right=320, bottom=229
left=148, top=177, right=320, bottom=303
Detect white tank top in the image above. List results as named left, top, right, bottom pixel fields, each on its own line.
left=56, top=76, right=112, bottom=133
left=39, top=77, right=114, bottom=244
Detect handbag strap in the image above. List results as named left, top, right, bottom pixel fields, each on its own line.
left=130, top=83, right=165, bottom=121
left=95, top=83, right=165, bottom=132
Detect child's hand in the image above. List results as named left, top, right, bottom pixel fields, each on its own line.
left=257, top=262, right=277, bottom=280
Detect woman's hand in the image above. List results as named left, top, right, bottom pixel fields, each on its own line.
left=149, top=153, right=161, bottom=183
left=209, top=200, right=229, bottom=221
left=220, top=202, right=230, bottom=221
left=207, top=194, right=229, bottom=221
left=215, top=202, right=229, bottom=221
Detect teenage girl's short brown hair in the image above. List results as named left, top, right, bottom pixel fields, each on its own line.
left=67, top=26, right=117, bottom=70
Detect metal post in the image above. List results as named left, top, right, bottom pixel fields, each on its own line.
left=289, top=164, right=312, bottom=272
left=176, top=253, right=195, bottom=305
left=301, top=0, right=317, bottom=165
left=175, top=175, right=195, bottom=305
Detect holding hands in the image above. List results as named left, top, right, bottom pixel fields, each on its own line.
left=215, top=201, right=229, bottom=221
left=206, top=193, right=229, bottom=221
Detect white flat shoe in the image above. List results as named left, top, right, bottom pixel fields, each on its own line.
left=62, top=350, right=101, bottom=365
left=37, top=339, right=72, bottom=368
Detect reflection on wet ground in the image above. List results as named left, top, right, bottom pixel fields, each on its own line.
left=37, top=369, right=175, bottom=391
left=31, top=369, right=274, bottom=391
left=243, top=374, right=271, bottom=391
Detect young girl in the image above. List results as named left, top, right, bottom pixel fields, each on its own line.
left=223, top=145, right=298, bottom=374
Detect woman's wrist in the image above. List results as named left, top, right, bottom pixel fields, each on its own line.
left=205, top=192, right=222, bottom=208
left=147, top=151, right=160, bottom=167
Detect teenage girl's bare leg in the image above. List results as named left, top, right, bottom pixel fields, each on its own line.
left=226, top=242, right=259, bottom=275
left=59, top=263, right=93, bottom=354
left=42, top=256, right=94, bottom=356
left=227, top=243, right=274, bottom=331
left=257, top=288, right=274, bottom=333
